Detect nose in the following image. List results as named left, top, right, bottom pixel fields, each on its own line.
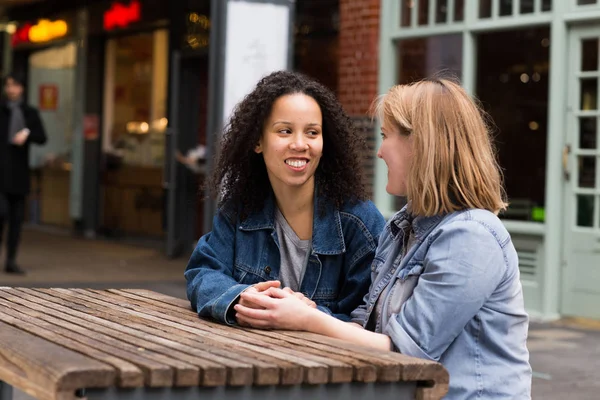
left=290, top=133, right=308, bottom=151
left=376, top=146, right=383, bottom=159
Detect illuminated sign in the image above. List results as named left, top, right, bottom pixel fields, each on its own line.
left=11, top=19, right=68, bottom=46
left=104, top=0, right=141, bottom=31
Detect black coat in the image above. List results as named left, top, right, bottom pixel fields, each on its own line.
left=0, top=102, right=47, bottom=195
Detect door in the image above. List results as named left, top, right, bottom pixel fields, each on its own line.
left=562, top=26, right=600, bottom=318
left=165, top=51, right=210, bottom=258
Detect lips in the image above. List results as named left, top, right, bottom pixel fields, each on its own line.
left=285, top=159, right=308, bottom=168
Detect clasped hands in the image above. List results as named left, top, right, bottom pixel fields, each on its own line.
left=234, top=280, right=318, bottom=330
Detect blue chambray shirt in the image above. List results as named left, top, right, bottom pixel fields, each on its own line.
left=351, top=207, right=532, bottom=399
left=185, top=194, right=385, bottom=325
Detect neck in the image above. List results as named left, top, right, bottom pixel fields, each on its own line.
left=272, top=178, right=315, bottom=217
left=271, top=178, right=315, bottom=240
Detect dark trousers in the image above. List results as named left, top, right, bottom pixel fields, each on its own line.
left=0, top=193, right=25, bottom=264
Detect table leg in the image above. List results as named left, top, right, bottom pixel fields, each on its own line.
left=0, top=381, right=13, bottom=400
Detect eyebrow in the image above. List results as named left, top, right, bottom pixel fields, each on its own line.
left=272, top=121, right=322, bottom=128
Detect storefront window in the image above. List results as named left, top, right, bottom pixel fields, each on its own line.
left=397, top=34, right=463, bottom=84
left=396, top=34, right=462, bottom=209
left=476, top=27, right=550, bottom=222
left=104, top=30, right=169, bottom=167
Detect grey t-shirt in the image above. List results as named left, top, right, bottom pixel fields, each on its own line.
left=274, top=208, right=312, bottom=292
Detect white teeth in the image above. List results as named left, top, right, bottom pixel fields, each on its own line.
left=286, top=160, right=307, bottom=168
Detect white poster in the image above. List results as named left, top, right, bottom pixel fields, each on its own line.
left=223, top=2, right=290, bottom=124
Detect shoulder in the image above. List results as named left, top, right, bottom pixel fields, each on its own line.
left=339, top=200, right=386, bottom=236
left=216, top=199, right=240, bottom=226
left=435, top=209, right=510, bottom=248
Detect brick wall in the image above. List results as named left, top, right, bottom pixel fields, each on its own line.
left=338, top=0, right=380, bottom=197
left=338, top=0, right=380, bottom=117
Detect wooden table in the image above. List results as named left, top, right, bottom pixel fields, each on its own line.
left=0, top=288, right=448, bottom=400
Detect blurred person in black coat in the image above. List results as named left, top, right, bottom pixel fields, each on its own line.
left=0, top=72, right=47, bottom=274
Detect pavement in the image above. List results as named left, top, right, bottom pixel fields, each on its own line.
left=3, top=226, right=600, bottom=399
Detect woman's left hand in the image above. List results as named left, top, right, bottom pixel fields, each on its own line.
left=234, top=288, right=317, bottom=330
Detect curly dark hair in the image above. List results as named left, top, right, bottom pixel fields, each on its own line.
left=210, top=70, right=368, bottom=218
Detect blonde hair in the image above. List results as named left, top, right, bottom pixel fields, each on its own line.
left=376, top=78, right=507, bottom=216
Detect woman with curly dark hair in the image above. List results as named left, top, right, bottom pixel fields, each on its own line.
left=185, top=71, right=385, bottom=326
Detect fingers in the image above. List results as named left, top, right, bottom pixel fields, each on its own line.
left=240, top=291, right=278, bottom=308
left=253, top=280, right=281, bottom=292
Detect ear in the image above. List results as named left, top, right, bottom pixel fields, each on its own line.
left=254, top=142, right=263, bottom=154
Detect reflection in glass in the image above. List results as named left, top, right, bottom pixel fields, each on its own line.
left=401, top=0, right=412, bottom=27
left=436, top=0, right=448, bottom=23
left=520, top=0, right=534, bottom=14
left=398, top=34, right=463, bottom=84
left=581, top=79, right=598, bottom=111
left=577, top=195, right=595, bottom=228
left=578, top=0, right=597, bottom=5
left=578, top=157, right=597, bottom=188
left=500, top=0, right=512, bottom=16
left=582, top=39, right=599, bottom=72
left=419, top=0, right=429, bottom=25
left=479, top=0, right=492, bottom=18
left=579, top=117, right=598, bottom=149
left=455, top=0, right=465, bottom=21
left=476, top=28, right=550, bottom=221
left=542, top=0, right=552, bottom=11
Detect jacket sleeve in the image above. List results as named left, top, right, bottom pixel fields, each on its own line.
left=330, top=203, right=386, bottom=322
left=384, top=220, right=506, bottom=360
left=26, top=107, right=47, bottom=145
left=184, top=208, right=251, bottom=325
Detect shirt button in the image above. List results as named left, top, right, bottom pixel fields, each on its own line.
left=264, top=266, right=272, bottom=274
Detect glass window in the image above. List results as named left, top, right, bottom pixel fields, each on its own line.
left=582, top=39, right=599, bottom=72
left=500, top=0, right=513, bottom=16
left=397, top=34, right=463, bottom=84
left=104, top=30, right=169, bottom=167
left=578, top=0, right=597, bottom=5
left=542, top=0, right=552, bottom=11
left=476, top=27, right=550, bottom=222
left=455, top=0, right=465, bottom=21
left=520, top=0, right=534, bottom=14
left=396, top=34, right=462, bottom=210
left=479, top=0, right=492, bottom=18
left=401, top=0, right=412, bottom=27
left=436, top=0, right=448, bottom=23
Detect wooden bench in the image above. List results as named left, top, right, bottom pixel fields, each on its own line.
left=0, top=288, right=448, bottom=400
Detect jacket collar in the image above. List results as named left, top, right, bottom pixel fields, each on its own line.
left=388, top=205, right=445, bottom=242
left=239, top=190, right=346, bottom=255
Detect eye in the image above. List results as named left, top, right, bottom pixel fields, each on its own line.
left=380, top=131, right=386, bottom=139
left=307, top=130, right=320, bottom=136
left=278, top=128, right=292, bottom=134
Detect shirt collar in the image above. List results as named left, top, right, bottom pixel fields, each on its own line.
left=388, top=205, right=445, bottom=241
left=238, top=190, right=345, bottom=255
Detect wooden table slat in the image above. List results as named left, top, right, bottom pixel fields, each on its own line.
left=71, top=289, right=332, bottom=385
left=0, top=297, right=144, bottom=388
left=26, top=288, right=250, bottom=387
left=56, top=288, right=285, bottom=386
left=0, top=320, right=115, bottom=400
left=84, top=288, right=356, bottom=384
left=0, top=288, right=449, bottom=400
left=4, top=288, right=201, bottom=387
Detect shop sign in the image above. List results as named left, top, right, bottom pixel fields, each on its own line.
left=12, top=19, right=68, bottom=46
left=104, top=0, right=142, bottom=31
left=39, top=84, right=59, bottom=111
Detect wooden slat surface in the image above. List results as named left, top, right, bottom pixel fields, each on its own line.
left=0, top=287, right=449, bottom=400
left=0, top=320, right=115, bottom=400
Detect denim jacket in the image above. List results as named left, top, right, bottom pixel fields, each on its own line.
left=351, top=207, right=532, bottom=399
left=185, top=195, right=385, bottom=325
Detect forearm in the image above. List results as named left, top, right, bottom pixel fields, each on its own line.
left=306, top=308, right=392, bottom=351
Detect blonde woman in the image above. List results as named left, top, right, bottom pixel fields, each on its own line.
left=234, top=78, right=532, bottom=399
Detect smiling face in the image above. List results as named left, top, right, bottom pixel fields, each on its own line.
left=255, top=93, right=324, bottom=195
